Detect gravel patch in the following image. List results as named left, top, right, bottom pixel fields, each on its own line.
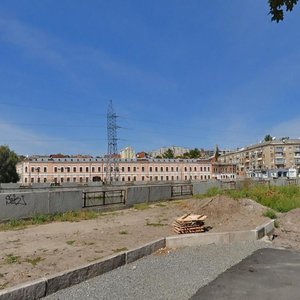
left=44, top=240, right=273, bottom=300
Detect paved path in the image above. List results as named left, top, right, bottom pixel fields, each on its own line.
left=191, top=248, right=300, bottom=300
left=44, top=241, right=271, bottom=300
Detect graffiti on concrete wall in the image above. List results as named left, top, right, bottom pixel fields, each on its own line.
left=5, top=194, right=27, bottom=206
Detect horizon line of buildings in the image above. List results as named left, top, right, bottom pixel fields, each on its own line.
left=16, top=156, right=236, bottom=185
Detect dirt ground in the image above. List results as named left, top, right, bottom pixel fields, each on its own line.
left=274, top=208, right=300, bottom=251
left=0, top=196, right=285, bottom=290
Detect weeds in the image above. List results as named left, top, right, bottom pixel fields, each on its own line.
left=263, top=209, right=278, bottom=219
left=112, top=247, right=128, bottom=253
left=195, top=184, right=300, bottom=212
left=146, top=219, right=168, bottom=227
left=5, top=254, right=21, bottom=264
left=119, top=230, right=128, bottom=235
left=0, top=210, right=101, bottom=232
left=66, top=240, right=76, bottom=246
left=25, top=256, right=44, bottom=266
left=133, top=203, right=150, bottom=210
left=0, top=282, right=8, bottom=290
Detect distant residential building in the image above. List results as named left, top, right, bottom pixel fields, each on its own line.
left=149, top=146, right=190, bottom=158
left=120, top=146, right=135, bottom=159
left=219, top=138, right=300, bottom=177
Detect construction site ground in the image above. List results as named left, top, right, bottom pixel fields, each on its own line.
left=0, top=195, right=299, bottom=290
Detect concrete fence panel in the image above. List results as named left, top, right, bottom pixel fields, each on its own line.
left=126, top=186, right=150, bottom=205
left=48, top=191, right=82, bottom=214
left=149, top=185, right=172, bottom=202
left=0, top=192, right=49, bottom=221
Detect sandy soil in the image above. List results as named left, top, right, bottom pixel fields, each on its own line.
left=274, top=208, right=300, bottom=251
left=0, top=196, right=271, bottom=289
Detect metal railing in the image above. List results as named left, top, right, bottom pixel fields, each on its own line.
left=171, top=184, right=193, bottom=197
left=83, top=189, right=126, bottom=207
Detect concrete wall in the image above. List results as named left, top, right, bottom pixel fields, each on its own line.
left=0, top=190, right=82, bottom=221
left=193, top=180, right=221, bottom=195
left=126, top=185, right=172, bottom=205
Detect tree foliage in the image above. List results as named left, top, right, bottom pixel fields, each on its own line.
left=0, top=145, right=20, bottom=183
left=264, top=134, right=273, bottom=141
left=269, top=0, right=298, bottom=22
left=181, top=148, right=201, bottom=159
left=162, top=148, right=175, bottom=159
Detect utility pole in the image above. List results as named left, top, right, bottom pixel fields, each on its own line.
left=106, top=100, right=119, bottom=183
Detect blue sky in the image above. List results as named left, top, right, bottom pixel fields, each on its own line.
left=0, top=1, right=300, bottom=156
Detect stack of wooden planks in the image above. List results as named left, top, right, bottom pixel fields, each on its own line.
left=172, top=213, right=207, bottom=234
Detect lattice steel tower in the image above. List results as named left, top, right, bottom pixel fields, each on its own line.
left=106, top=100, right=119, bottom=183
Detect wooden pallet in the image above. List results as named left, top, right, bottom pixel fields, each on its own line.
left=172, top=213, right=207, bottom=234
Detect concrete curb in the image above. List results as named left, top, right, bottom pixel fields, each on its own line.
left=0, top=220, right=274, bottom=300
left=126, top=238, right=166, bottom=264
left=166, top=220, right=275, bottom=248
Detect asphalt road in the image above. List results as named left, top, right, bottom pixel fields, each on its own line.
left=44, top=241, right=271, bottom=300
left=191, top=248, right=300, bottom=300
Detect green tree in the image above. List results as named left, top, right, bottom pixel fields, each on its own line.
left=188, top=148, right=201, bottom=159
left=269, top=0, right=298, bottom=22
left=264, top=134, right=273, bottom=141
left=0, top=145, right=20, bottom=183
left=162, top=148, right=175, bottom=159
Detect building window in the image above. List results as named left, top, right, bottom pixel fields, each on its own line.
left=25, top=178, right=28, bottom=183
left=44, top=167, right=47, bottom=172
left=133, top=166, right=136, bottom=172
left=133, top=176, right=136, bottom=181
left=73, top=167, right=76, bottom=172
left=184, top=167, right=187, bottom=171
left=37, top=178, right=41, bottom=183
left=128, top=176, right=131, bottom=181
left=185, top=176, right=187, bottom=180
left=122, top=177, right=125, bottom=182
left=31, top=167, right=35, bottom=172
left=142, top=167, right=145, bottom=172
left=54, top=178, right=57, bottom=183
left=128, top=167, right=131, bottom=172
left=61, top=167, right=64, bottom=172
left=166, top=176, right=169, bottom=180
left=80, top=167, right=83, bottom=172
left=67, top=167, right=70, bottom=173
left=61, top=178, right=64, bottom=183
left=200, top=167, right=203, bottom=172
left=171, top=176, right=174, bottom=180
left=122, top=167, right=125, bottom=172
left=142, top=176, right=145, bottom=181
left=150, top=176, right=152, bottom=181
left=80, top=177, right=83, bottom=182
left=176, top=167, right=178, bottom=172
left=86, top=177, right=89, bottom=182
left=190, top=167, right=192, bottom=171
left=161, top=176, right=163, bottom=180
left=73, top=178, right=76, bottom=182
left=86, top=167, right=89, bottom=172
left=194, top=167, right=197, bottom=171
left=155, top=167, right=158, bottom=172
left=150, top=167, right=152, bottom=172
left=207, top=167, right=210, bottom=172
left=155, top=176, right=158, bottom=181
left=25, top=166, right=28, bottom=172
left=166, top=167, right=169, bottom=172
left=92, top=167, right=95, bottom=172
left=171, top=167, right=174, bottom=172
left=44, top=178, right=47, bottom=183
left=67, top=177, right=70, bottom=182
left=161, top=167, right=163, bottom=172
left=98, top=167, right=101, bottom=172
left=204, top=167, right=206, bottom=172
